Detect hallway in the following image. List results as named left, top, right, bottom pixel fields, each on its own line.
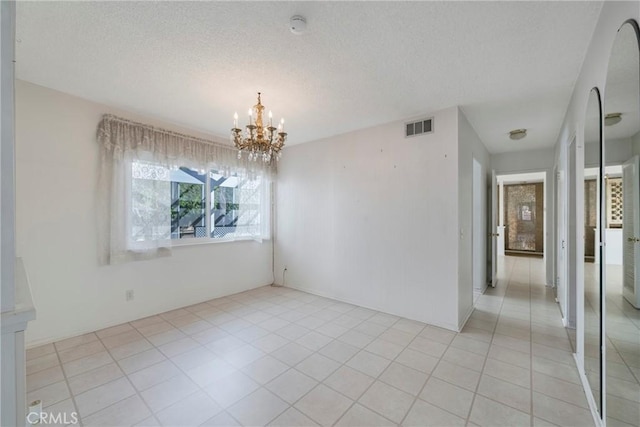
left=25, top=256, right=592, bottom=426
left=467, top=256, right=592, bottom=425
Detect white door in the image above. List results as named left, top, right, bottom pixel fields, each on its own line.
left=487, top=170, right=498, bottom=287
left=622, top=155, right=640, bottom=308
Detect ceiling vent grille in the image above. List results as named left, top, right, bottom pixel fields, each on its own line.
left=405, top=118, right=433, bottom=138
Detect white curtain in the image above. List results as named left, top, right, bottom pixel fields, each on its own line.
left=234, top=174, right=271, bottom=239
left=97, top=114, right=274, bottom=265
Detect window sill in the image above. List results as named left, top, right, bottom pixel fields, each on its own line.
left=170, top=236, right=270, bottom=248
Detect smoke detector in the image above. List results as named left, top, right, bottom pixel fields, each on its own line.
left=290, top=15, right=307, bottom=35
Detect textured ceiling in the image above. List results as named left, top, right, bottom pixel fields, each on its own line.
left=16, top=1, right=603, bottom=154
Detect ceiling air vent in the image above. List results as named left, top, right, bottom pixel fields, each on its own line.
left=405, top=118, right=433, bottom=138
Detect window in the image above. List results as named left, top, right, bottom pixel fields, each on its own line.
left=210, top=171, right=265, bottom=239
left=97, top=114, right=275, bottom=264
left=128, top=161, right=269, bottom=246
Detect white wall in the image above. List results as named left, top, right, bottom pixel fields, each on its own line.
left=0, top=0, right=16, bottom=314
left=1, top=4, right=22, bottom=426
left=457, top=110, right=490, bottom=327
left=586, top=137, right=633, bottom=166
left=491, top=147, right=554, bottom=174
left=633, top=131, right=640, bottom=155
left=16, top=81, right=273, bottom=346
left=275, top=107, right=462, bottom=331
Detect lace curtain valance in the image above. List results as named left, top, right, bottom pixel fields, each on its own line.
left=97, top=114, right=274, bottom=177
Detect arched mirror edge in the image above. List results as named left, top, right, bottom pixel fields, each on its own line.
left=581, top=85, right=604, bottom=421
left=601, top=16, right=640, bottom=426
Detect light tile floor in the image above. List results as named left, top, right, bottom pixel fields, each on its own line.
left=26, top=256, right=594, bottom=426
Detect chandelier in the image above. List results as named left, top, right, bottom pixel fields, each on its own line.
left=232, top=93, right=287, bottom=163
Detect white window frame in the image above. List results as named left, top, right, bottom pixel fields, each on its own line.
left=125, top=158, right=270, bottom=249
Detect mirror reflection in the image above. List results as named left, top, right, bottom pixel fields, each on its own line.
left=584, top=87, right=602, bottom=416
left=603, top=21, right=640, bottom=427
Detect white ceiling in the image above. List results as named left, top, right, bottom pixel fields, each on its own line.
left=15, top=1, right=603, bottom=154
left=497, top=171, right=546, bottom=185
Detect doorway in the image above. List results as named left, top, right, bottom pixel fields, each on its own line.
left=503, top=182, right=544, bottom=256
left=497, top=173, right=546, bottom=258
left=495, top=171, right=548, bottom=280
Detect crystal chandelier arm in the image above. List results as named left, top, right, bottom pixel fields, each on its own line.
left=267, top=126, right=276, bottom=143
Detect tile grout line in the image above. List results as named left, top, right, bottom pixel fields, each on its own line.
left=328, top=317, right=422, bottom=426
left=99, top=322, right=166, bottom=425
left=335, top=318, right=422, bottom=426
left=199, top=297, right=383, bottom=425
left=350, top=325, right=447, bottom=424
left=41, top=294, right=266, bottom=424
left=139, top=290, right=315, bottom=423
left=291, top=261, right=538, bottom=425
left=464, top=254, right=514, bottom=426
left=398, top=311, right=489, bottom=425
left=471, top=260, right=565, bottom=419
left=66, top=325, right=160, bottom=424
left=44, top=276, right=407, bottom=424
left=51, top=341, right=84, bottom=426
left=80, top=302, right=270, bottom=425
left=295, top=313, right=408, bottom=423
left=269, top=315, right=402, bottom=426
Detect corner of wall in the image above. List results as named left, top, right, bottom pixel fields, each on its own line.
left=456, top=107, right=492, bottom=328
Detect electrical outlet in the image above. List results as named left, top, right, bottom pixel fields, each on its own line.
left=125, top=290, right=134, bottom=301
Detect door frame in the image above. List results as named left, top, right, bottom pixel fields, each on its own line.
left=472, top=157, right=485, bottom=295
left=622, top=155, right=640, bottom=307
left=557, top=152, right=569, bottom=325
left=567, top=136, right=578, bottom=329
left=489, top=169, right=497, bottom=287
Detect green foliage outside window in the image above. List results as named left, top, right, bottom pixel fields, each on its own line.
left=171, top=183, right=204, bottom=222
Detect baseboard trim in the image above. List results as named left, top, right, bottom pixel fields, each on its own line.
left=504, top=250, right=544, bottom=258
left=457, top=304, right=475, bottom=332
left=283, top=284, right=459, bottom=332
left=574, top=353, right=604, bottom=427
left=25, top=281, right=271, bottom=349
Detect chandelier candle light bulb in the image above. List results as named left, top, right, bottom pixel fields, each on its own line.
left=232, top=92, right=287, bottom=164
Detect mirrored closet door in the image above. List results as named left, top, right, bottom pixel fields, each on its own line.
left=603, top=20, right=640, bottom=427
left=583, top=87, right=603, bottom=418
